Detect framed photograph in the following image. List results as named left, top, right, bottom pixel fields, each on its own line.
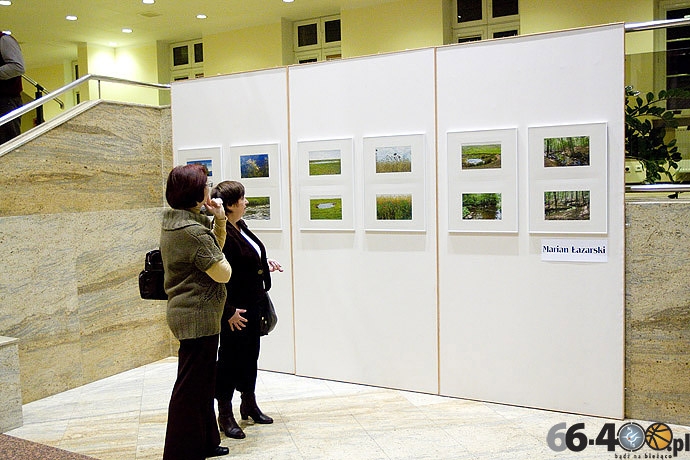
left=176, top=146, right=222, bottom=187
left=446, top=128, right=518, bottom=233
left=528, top=123, right=608, bottom=234
left=363, top=134, right=426, bottom=232
left=297, top=139, right=355, bottom=231
left=226, top=144, right=282, bottom=230
left=298, top=187, right=354, bottom=231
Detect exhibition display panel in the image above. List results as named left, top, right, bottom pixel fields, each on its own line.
left=171, top=24, right=625, bottom=418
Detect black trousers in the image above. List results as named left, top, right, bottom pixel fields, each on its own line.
left=163, top=334, right=221, bottom=460
left=216, top=304, right=261, bottom=400
left=0, top=95, right=22, bottom=144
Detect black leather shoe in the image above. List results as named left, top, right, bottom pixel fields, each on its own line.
left=206, top=445, right=229, bottom=458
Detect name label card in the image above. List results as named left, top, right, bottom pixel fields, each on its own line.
left=541, top=239, right=608, bottom=263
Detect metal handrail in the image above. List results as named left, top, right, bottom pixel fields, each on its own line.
left=625, top=184, right=690, bottom=193
left=624, top=16, right=690, bottom=32
left=0, top=74, right=171, bottom=128
left=22, top=75, right=65, bottom=109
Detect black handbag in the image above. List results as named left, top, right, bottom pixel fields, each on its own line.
left=138, top=249, right=167, bottom=300
left=259, top=292, right=277, bottom=336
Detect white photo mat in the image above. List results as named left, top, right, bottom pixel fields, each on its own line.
left=528, top=123, right=608, bottom=234
left=225, top=143, right=281, bottom=229
left=297, top=139, right=354, bottom=231
left=176, top=146, right=222, bottom=187
left=447, top=128, right=518, bottom=233
left=363, top=134, right=426, bottom=232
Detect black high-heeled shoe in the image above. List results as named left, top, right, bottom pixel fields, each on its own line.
left=240, top=392, right=273, bottom=424
left=205, top=445, right=229, bottom=458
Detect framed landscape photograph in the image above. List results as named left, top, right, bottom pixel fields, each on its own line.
left=298, top=138, right=353, bottom=185
left=297, top=139, right=354, bottom=231
left=299, top=188, right=354, bottom=231
left=176, top=146, right=222, bottom=187
left=244, top=196, right=271, bottom=221
left=446, top=128, right=518, bottom=233
left=241, top=187, right=282, bottom=230
left=226, top=144, right=282, bottom=230
left=528, top=123, right=607, bottom=234
left=363, top=134, right=426, bottom=232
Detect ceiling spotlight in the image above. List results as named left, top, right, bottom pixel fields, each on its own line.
left=142, top=0, right=155, bottom=4
left=0, top=1, right=12, bottom=6
left=66, top=15, right=78, bottom=21
left=122, top=28, right=133, bottom=33
left=283, top=0, right=294, bottom=3
left=196, top=14, right=207, bottom=19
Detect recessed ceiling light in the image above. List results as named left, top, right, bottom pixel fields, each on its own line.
left=283, top=0, right=294, bottom=3
left=0, top=1, right=12, bottom=6
left=66, top=15, right=78, bottom=21
left=196, top=14, right=207, bottom=19
left=122, top=28, right=133, bottom=33
left=142, top=0, right=155, bottom=4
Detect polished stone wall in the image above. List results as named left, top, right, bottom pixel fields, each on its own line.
left=625, top=199, right=690, bottom=426
left=0, top=102, right=174, bottom=403
left=0, top=336, right=22, bottom=432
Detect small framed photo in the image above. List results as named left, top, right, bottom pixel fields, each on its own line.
left=241, top=187, right=282, bottom=230
left=299, top=187, right=354, bottom=231
left=176, top=146, right=222, bottom=187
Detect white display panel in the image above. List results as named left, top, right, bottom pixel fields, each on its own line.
left=436, top=25, right=625, bottom=418
left=289, top=49, right=438, bottom=393
left=171, top=69, right=294, bottom=374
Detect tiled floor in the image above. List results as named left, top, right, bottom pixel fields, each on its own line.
left=7, top=357, right=690, bottom=459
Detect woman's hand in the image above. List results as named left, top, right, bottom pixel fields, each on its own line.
left=205, top=196, right=226, bottom=221
left=267, top=258, right=283, bottom=272
left=228, top=308, right=247, bottom=331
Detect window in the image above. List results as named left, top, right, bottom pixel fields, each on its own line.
left=665, top=5, right=690, bottom=109
left=170, top=39, right=204, bottom=80
left=454, top=0, right=519, bottom=43
left=294, top=15, right=341, bottom=64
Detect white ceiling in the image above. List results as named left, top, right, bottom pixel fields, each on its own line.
left=3, top=0, right=397, bottom=68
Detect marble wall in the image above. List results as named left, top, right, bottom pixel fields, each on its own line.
left=0, top=336, right=22, bottom=431
left=0, top=102, right=174, bottom=403
left=625, top=199, right=690, bottom=426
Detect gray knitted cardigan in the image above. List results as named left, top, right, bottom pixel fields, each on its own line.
left=160, top=209, right=227, bottom=340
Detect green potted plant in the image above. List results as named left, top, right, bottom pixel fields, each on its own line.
left=625, top=86, right=690, bottom=184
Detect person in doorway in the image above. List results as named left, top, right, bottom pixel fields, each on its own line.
left=160, top=164, right=232, bottom=460
left=211, top=180, right=283, bottom=440
left=0, top=32, right=25, bottom=144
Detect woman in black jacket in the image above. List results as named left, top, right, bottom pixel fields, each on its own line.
left=211, top=180, right=282, bottom=440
